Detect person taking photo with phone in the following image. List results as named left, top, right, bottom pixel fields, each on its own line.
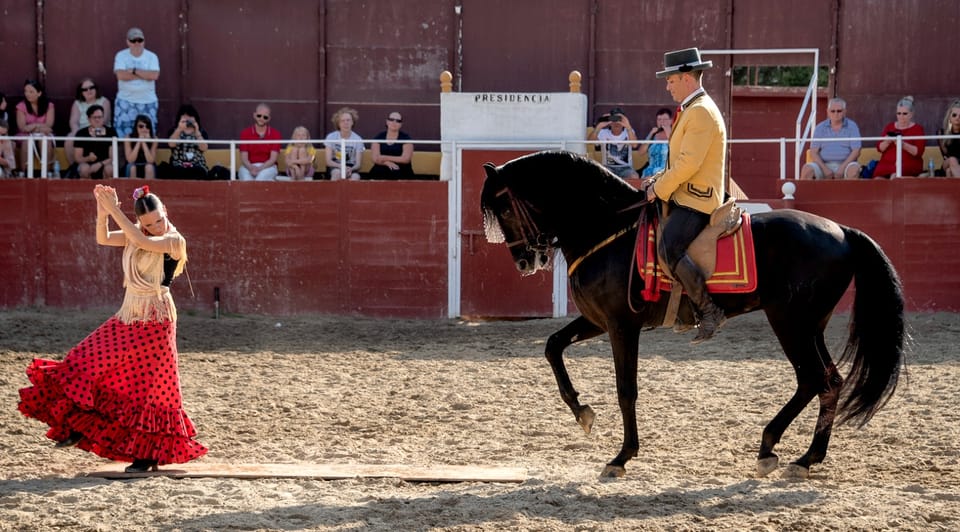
left=588, top=106, right=639, bottom=179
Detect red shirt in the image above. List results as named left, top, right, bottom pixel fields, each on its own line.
left=239, top=125, right=282, bottom=164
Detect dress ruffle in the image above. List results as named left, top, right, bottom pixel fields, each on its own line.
left=18, top=317, right=207, bottom=465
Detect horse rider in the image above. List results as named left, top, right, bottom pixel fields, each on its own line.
left=642, top=47, right=727, bottom=343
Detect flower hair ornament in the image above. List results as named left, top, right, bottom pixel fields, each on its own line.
left=132, top=185, right=150, bottom=200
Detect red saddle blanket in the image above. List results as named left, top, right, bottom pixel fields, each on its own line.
left=638, top=212, right=757, bottom=301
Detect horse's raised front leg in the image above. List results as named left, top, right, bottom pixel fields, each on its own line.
left=545, top=316, right=604, bottom=435
left=601, top=322, right=641, bottom=478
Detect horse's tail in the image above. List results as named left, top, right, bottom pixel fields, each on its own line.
left=837, top=227, right=906, bottom=427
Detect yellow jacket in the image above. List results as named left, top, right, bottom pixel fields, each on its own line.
left=650, top=92, right=726, bottom=214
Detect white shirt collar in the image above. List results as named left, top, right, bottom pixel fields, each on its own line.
left=681, top=87, right=705, bottom=110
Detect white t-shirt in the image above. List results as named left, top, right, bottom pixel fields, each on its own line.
left=597, top=128, right=632, bottom=169
left=113, top=48, right=160, bottom=104
left=324, top=131, right=365, bottom=166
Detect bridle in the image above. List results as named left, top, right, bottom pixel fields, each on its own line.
left=494, top=186, right=553, bottom=255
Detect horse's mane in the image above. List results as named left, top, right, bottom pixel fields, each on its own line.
left=481, top=151, right=643, bottom=243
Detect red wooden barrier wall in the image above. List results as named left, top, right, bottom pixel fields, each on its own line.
left=1, top=178, right=958, bottom=316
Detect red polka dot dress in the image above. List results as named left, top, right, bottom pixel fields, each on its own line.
left=18, top=226, right=207, bottom=466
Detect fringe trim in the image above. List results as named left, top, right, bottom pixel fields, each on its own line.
left=115, top=288, right=177, bottom=324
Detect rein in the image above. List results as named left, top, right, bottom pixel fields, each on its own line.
left=496, top=186, right=548, bottom=251
left=567, top=220, right=640, bottom=276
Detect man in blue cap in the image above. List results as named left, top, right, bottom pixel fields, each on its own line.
left=643, top=47, right=727, bottom=343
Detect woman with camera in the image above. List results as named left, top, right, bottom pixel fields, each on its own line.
left=165, top=104, right=208, bottom=179
left=73, top=105, right=116, bottom=179
left=873, top=95, right=925, bottom=178
left=638, top=107, right=674, bottom=178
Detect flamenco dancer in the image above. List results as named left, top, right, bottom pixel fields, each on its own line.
left=18, top=185, right=207, bottom=473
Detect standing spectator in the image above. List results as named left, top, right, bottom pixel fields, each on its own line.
left=368, top=111, right=414, bottom=180
left=873, top=96, right=925, bottom=178
left=165, top=104, right=208, bottom=180
left=282, top=126, right=316, bottom=181
left=800, top=97, right=862, bottom=180
left=15, top=79, right=56, bottom=175
left=73, top=105, right=116, bottom=179
left=18, top=184, right=208, bottom=473
left=324, top=107, right=364, bottom=181
left=638, top=107, right=673, bottom=178
left=113, top=27, right=160, bottom=141
left=938, top=98, right=960, bottom=177
left=0, top=119, right=16, bottom=177
left=66, top=78, right=112, bottom=166
left=644, top=47, right=727, bottom=343
left=238, top=103, right=281, bottom=181
left=124, top=114, right=158, bottom=179
left=588, top=106, right=639, bottom=179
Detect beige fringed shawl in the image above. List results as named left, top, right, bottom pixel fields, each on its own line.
left=115, top=224, right=187, bottom=324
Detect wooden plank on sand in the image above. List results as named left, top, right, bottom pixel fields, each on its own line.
left=83, top=463, right=528, bottom=483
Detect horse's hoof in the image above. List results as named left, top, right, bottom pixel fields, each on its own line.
left=600, top=464, right=626, bottom=478
left=781, top=464, right=810, bottom=479
left=757, top=456, right=779, bottom=477
left=577, top=405, right=596, bottom=435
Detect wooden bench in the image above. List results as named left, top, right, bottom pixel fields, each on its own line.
left=805, top=145, right=944, bottom=177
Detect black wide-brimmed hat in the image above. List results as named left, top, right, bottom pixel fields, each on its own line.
left=655, top=47, right=713, bottom=78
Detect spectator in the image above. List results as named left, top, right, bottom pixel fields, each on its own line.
left=938, top=98, right=960, bottom=177
left=873, top=96, right=925, bottom=178
left=73, top=105, right=116, bottom=179
left=113, top=27, right=160, bottom=140
left=800, top=97, right=862, bottom=180
left=15, top=79, right=56, bottom=175
left=368, top=111, right=414, bottom=180
left=66, top=78, right=112, bottom=166
left=165, top=104, right=208, bottom=180
left=0, top=118, right=16, bottom=178
left=282, top=126, right=316, bottom=181
left=238, top=103, right=281, bottom=181
left=124, top=114, right=158, bottom=179
left=588, top=106, right=639, bottom=179
left=0, top=91, right=8, bottom=124
left=324, top=107, right=364, bottom=181
left=638, top=107, right=673, bottom=178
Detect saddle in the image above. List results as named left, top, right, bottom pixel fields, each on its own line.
left=634, top=199, right=753, bottom=330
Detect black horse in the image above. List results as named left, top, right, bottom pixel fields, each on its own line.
left=480, top=151, right=905, bottom=479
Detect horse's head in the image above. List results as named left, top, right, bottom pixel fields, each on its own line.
left=481, top=162, right=555, bottom=275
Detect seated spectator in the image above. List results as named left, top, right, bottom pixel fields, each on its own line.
left=324, top=107, right=364, bottom=181
left=73, top=105, right=116, bottom=179
left=0, top=119, right=16, bottom=178
left=873, top=96, right=925, bottom=178
left=282, top=126, right=316, bottom=181
left=165, top=104, right=208, bottom=179
left=800, top=97, right=862, bottom=180
left=15, top=79, right=56, bottom=175
left=0, top=91, right=8, bottom=125
left=638, top=107, right=673, bottom=178
left=66, top=78, right=111, bottom=166
left=368, top=111, right=414, bottom=180
left=124, top=114, right=158, bottom=179
left=938, top=98, right=960, bottom=177
left=238, top=103, right=281, bottom=181
left=587, top=107, right=639, bottom=179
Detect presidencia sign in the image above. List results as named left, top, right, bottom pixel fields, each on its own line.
left=441, top=91, right=587, bottom=144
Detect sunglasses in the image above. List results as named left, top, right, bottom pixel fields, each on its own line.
left=137, top=123, right=150, bottom=128
left=90, top=115, right=104, bottom=120
left=952, top=113, right=960, bottom=118
left=82, top=85, right=96, bottom=91
left=256, top=114, right=270, bottom=120
left=129, top=38, right=144, bottom=43
left=387, top=117, right=403, bottom=123
left=896, top=112, right=910, bottom=115
left=828, top=109, right=843, bottom=113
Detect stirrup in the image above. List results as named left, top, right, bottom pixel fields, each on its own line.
left=690, top=307, right=726, bottom=344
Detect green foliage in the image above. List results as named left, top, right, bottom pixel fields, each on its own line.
left=733, top=66, right=829, bottom=88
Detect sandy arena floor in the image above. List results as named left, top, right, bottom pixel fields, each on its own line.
left=1, top=308, right=958, bottom=531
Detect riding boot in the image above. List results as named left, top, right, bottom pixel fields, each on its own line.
left=673, top=254, right=726, bottom=343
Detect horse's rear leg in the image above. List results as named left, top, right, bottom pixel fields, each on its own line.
left=545, top=316, right=604, bottom=434
left=759, top=326, right=840, bottom=478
